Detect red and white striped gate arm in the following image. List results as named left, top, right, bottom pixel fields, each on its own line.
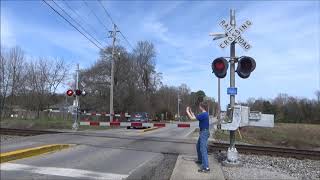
left=79, top=121, right=192, bottom=128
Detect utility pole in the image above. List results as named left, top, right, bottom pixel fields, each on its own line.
left=109, top=24, right=119, bottom=122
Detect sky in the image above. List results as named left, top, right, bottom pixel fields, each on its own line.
left=1, top=0, right=320, bottom=109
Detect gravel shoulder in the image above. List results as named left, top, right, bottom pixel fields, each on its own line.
left=216, top=152, right=320, bottom=180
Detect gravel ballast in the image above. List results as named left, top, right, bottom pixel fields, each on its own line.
left=216, top=153, right=320, bottom=180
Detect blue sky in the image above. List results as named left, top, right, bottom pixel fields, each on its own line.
left=1, top=0, right=320, bottom=108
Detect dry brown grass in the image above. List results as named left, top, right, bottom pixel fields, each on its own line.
left=215, top=123, right=320, bottom=150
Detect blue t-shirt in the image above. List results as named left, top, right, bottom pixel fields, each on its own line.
left=196, top=112, right=209, bottom=129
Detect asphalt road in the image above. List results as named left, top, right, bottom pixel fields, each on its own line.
left=1, top=121, right=213, bottom=180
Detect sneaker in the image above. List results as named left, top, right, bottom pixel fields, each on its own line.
left=198, top=167, right=210, bottom=173
left=195, top=160, right=202, bottom=164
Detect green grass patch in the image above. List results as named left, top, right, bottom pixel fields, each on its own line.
left=0, top=118, right=122, bottom=131
left=78, top=126, right=115, bottom=131
left=214, top=123, right=320, bottom=149
left=0, top=117, right=73, bottom=129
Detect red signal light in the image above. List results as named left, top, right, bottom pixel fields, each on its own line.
left=66, top=90, right=74, bottom=96
left=215, top=62, right=225, bottom=71
left=212, top=57, right=229, bottom=78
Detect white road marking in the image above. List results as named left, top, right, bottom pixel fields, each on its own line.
left=1, top=163, right=128, bottom=180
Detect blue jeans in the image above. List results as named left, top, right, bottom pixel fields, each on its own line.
left=197, top=129, right=210, bottom=169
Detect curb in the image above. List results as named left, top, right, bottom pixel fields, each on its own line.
left=170, top=155, right=225, bottom=180
left=0, top=144, right=72, bottom=163
left=140, top=127, right=159, bottom=133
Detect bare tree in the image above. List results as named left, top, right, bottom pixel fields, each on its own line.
left=22, top=57, right=68, bottom=115
left=0, top=48, right=9, bottom=119
left=9, top=47, right=25, bottom=97
left=316, top=90, right=320, bottom=103
left=0, top=46, right=26, bottom=119
left=133, top=41, right=156, bottom=93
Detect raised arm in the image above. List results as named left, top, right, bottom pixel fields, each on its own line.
left=186, top=106, right=196, bottom=120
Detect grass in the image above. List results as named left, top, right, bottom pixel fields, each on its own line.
left=0, top=118, right=121, bottom=131
left=214, top=123, right=320, bottom=149
left=0, top=117, right=73, bottom=129
left=78, top=126, right=114, bottom=131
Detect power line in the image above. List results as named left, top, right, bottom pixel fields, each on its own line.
left=42, top=0, right=103, bottom=50
left=97, top=0, right=134, bottom=50
left=82, top=0, right=110, bottom=32
left=61, top=0, right=105, bottom=41
left=97, top=0, right=116, bottom=25
left=119, top=28, right=135, bottom=50
left=51, top=0, right=104, bottom=48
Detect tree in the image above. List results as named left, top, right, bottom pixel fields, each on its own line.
left=195, top=90, right=206, bottom=104
left=316, top=90, right=320, bottom=103
left=0, top=48, right=9, bottom=119
left=22, top=57, right=68, bottom=115
left=0, top=46, right=26, bottom=119
left=133, top=41, right=156, bottom=94
left=247, top=94, right=320, bottom=124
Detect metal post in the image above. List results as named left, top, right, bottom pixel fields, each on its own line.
left=177, top=93, right=180, bottom=121
left=64, top=95, right=67, bottom=121
left=217, top=78, right=221, bottom=128
left=72, top=64, right=80, bottom=130
left=76, top=63, right=79, bottom=120
left=109, top=24, right=118, bottom=122
left=226, top=9, right=239, bottom=164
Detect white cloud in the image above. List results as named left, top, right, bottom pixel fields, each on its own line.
left=142, top=19, right=182, bottom=48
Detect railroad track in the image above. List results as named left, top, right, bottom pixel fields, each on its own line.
left=0, top=128, right=62, bottom=136
left=209, top=142, right=320, bottom=160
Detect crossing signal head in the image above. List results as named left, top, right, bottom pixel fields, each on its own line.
left=75, top=89, right=82, bottom=96
left=66, top=89, right=74, bottom=96
left=81, top=90, right=87, bottom=96
left=212, top=57, right=229, bottom=78
left=236, top=56, right=256, bottom=79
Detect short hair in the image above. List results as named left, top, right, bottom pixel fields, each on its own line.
left=199, top=101, right=208, bottom=110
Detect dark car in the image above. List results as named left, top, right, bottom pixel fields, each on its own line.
left=127, top=112, right=150, bottom=129
left=128, top=112, right=149, bottom=122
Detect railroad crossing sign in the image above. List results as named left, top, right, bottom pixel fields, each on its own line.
left=218, top=19, right=252, bottom=51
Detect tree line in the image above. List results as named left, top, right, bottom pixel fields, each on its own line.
left=244, top=93, right=320, bottom=124
left=0, top=43, right=214, bottom=121
left=79, top=41, right=215, bottom=119
left=0, top=46, right=68, bottom=120
left=1, top=44, right=319, bottom=123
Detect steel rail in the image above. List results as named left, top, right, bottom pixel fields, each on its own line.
left=209, top=142, right=320, bottom=160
